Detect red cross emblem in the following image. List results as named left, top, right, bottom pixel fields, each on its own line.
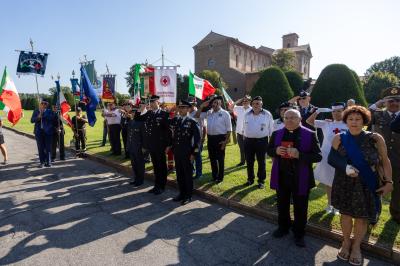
left=333, top=128, right=341, bottom=134
left=160, top=76, right=170, bottom=87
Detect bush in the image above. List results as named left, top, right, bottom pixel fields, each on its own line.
left=311, top=64, right=366, bottom=107
left=350, top=69, right=367, bottom=106
left=285, top=70, right=304, bottom=95
left=250, top=66, right=293, bottom=117
left=364, top=71, right=399, bottom=103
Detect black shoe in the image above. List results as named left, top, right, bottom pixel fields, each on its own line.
left=133, top=182, right=143, bottom=187
left=272, top=228, right=289, bottom=238
left=44, top=163, right=52, bottom=168
left=258, top=183, right=265, bottom=189
left=51, top=159, right=55, bottom=163
left=215, top=179, right=222, bottom=184
left=173, top=195, right=183, bottom=202
left=60, top=158, right=65, bottom=161
left=181, top=198, right=192, bottom=205
left=294, top=237, right=306, bottom=247
left=236, top=162, right=245, bottom=167
left=147, top=187, right=156, bottom=193
left=153, top=188, right=164, bottom=195
left=129, top=181, right=136, bottom=185
left=245, top=180, right=254, bottom=186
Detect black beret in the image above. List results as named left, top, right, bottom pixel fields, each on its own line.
left=251, top=96, right=262, bottom=103
left=178, top=100, right=191, bottom=107
left=149, top=95, right=160, bottom=102
left=279, top=101, right=293, bottom=109
left=209, top=95, right=223, bottom=104
left=299, top=91, right=310, bottom=97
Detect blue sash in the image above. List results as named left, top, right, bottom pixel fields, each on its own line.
left=340, top=131, right=381, bottom=220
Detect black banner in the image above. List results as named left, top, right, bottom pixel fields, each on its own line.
left=16, top=51, right=48, bottom=75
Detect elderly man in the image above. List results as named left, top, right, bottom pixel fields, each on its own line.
left=198, top=95, right=232, bottom=183
left=243, top=96, right=274, bottom=189
left=229, top=95, right=252, bottom=166
left=267, top=109, right=322, bottom=247
left=31, top=100, right=55, bottom=167
left=369, top=86, right=400, bottom=223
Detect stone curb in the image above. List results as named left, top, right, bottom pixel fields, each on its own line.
left=3, top=126, right=399, bottom=264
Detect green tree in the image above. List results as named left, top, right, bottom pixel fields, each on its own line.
left=311, top=64, right=366, bottom=107
left=272, top=49, right=296, bottom=71
left=198, top=69, right=227, bottom=95
left=284, top=70, right=304, bottom=95
left=365, top=56, right=400, bottom=79
left=364, top=71, right=399, bottom=103
left=350, top=69, right=367, bottom=106
left=177, top=74, right=189, bottom=101
left=115, top=92, right=131, bottom=105
left=250, top=66, right=293, bottom=117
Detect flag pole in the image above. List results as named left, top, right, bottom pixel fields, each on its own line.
left=29, top=38, right=41, bottom=104
left=71, top=70, right=79, bottom=148
left=56, top=73, right=61, bottom=159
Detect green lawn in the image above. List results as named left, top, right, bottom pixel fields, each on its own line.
left=3, top=109, right=400, bottom=249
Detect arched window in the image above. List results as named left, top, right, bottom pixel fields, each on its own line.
left=208, top=58, right=215, bottom=67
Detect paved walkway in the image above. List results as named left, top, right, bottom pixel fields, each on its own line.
left=0, top=128, right=393, bottom=265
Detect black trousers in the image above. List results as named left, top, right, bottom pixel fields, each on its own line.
left=75, top=130, right=86, bottom=152
left=175, top=150, right=193, bottom=199
left=277, top=175, right=309, bottom=238
left=130, top=146, right=145, bottom=185
left=150, top=149, right=167, bottom=190
left=237, top=133, right=246, bottom=163
left=244, top=137, right=268, bottom=184
left=207, top=134, right=226, bottom=181
left=51, top=132, right=65, bottom=160
left=121, top=127, right=129, bottom=157
left=108, top=124, right=121, bottom=155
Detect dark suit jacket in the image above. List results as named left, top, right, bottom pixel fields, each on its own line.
left=31, top=109, right=55, bottom=136
left=391, top=113, right=400, bottom=133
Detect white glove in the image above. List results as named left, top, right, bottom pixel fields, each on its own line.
left=346, top=165, right=358, bottom=175
left=316, top=108, right=332, bottom=114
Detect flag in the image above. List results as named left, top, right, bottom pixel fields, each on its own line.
left=0, top=67, right=22, bottom=125
left=221, top=85, right=234, bottom=109
left=55, top=80, right=72, bottom=127
left=188, top=71, right=216, bottom=100
left=133, top=64, right=143, bottom=105
left=70, top=78, right=81, bottom=101
left=16, top=51, right=48, bottom=76
left=101, top=75, right=115, bottom=102
left=80, top=66, right=100, bottom=127
left=141, top=66, right=155, bottom=96
left=154, top=66, right=177, bottom=106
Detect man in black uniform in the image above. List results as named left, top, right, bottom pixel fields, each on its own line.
left=126, top=105, right=146, bottom=187
left=139, top=95, right=170, bottom=195
left=168, top=100, right=201, bottom=205
left=51, top=105, right=65, bottom=161
left=71, top=107, right=88, bottom=157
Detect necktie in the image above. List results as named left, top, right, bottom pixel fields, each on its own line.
left=392, top=113, right=397, bottom=121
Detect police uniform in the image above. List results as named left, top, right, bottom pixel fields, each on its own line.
left=170, top=100, right=201, bottom=204
left=243, top=96, right=274, bottom=187
left=121, top=107, right=133, bottom=158
left=140, top=95, right=171, bottom=194
left=126, top=107, right=146, bottom=186
left=31, top=102, right=55, bottom=167
left=370, top=87, right=400, bottom=222
left=204, top=95, right=232, bottom=182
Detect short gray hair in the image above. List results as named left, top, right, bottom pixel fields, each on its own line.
left=284, top=109, right=301, bottom=119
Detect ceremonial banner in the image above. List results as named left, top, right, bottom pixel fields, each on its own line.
left=102, top=75, right=115, bottom=102
left=141, top=67, right=155, bottom=96
left=154, top=66, right=177, bottom=106
left=16, top=51, right=48, bottom=76
left=80, top=66, right=100, bottom=127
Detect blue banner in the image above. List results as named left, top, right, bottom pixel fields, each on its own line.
left=80, top=66, right=99, bottom=127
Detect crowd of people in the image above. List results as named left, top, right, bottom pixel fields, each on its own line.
left=24, top=85, right=400, bottom=265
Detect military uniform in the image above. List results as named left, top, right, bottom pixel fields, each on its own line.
left=51, top=113, right=65, bottom=161
left=126, top=111, right=146, bottom=186
left=140, top=95, right=171, bottom=194
left=170, top=100, right=201, bottom=204
left=370, top=87, right=400, bottom=222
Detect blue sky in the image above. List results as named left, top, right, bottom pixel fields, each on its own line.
left=1, top=0, right=399, bottom=94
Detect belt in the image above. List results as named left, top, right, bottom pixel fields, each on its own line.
left=244, top=136, right=268, bottom=140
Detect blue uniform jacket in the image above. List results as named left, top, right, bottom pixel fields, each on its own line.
left=31, top=109, right=55, bottom=136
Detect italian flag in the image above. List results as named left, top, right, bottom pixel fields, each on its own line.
left=0, top=67, right=22, bottom=125
left=221, top=86, right=234, bottom=109
left=188, top=71, right=216, bottom=100
left=56, top=81, right=72, bottom=127
left=133, top=64, right=146, bottom=105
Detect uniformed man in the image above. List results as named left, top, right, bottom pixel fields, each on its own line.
left=51, top=105, right=65, bottom=161
left=140, top=95, right=170, bottom=195
left=274, top=101, right=295, bottom=131
left=392, top=113, right=400, bottom=133
left=243, top=96, right=274, bottom=189
left=168, top=99, right=201, bottom=205
left=197, top=95, right=232, bottom=183
left=71, top=107, right=88, bottom=157
left=189, top=97, right=206, bottom=179
left=369, top=86, right=400, bottom=223
left=31, top=100, right=55, bottom=167
left=104, top=102, right=122, bottom=156
left=126, top=104, right=146, bottom=187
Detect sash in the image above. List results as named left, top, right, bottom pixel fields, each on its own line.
left=270, top=126, right=312, bottom=196
left=340, top=131, right=381, bottom=219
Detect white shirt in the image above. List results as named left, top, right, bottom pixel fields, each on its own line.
left=104, top=109, right=121, bottom=125
left=206, top=108, right=232, bottom=135
left=233, top=105, right=252, bottom=135
left=314, top=120, right=348, bottom=152
left=243, top=109, right=274, bottom=138
left=190, top=110, right=205, bottom=136
left=273, top=118, right=285, bottom=132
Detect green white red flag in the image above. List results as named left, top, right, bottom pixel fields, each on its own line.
left=0, top=67, right=22, bottom=125
left=188, top=71, right=216, bottom=100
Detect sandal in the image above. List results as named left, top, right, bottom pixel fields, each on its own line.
left=349, top=251, right=363, bottom=266
left=337, top=249, right=350, bottom=261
